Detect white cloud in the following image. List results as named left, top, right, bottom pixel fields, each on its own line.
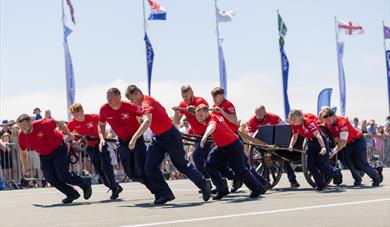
left=0, top=76, right=387, bottom=125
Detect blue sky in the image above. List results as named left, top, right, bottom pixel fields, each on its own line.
left=1, top=0, right=389, bottom=124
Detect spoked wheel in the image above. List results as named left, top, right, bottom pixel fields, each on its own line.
left=302, top=139, right=336, bottom=188
left=250, top=145, right=284, bottom=189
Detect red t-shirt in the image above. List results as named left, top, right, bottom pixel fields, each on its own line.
left=140, top=95, right=173, bottom=136
left=179, top=96, right=208, bottom=135
left=18, top=118, right=64, bottom=155
left=291, top=114, right=319, bottom=139
left=99, top=101, right=140, bottom=141
left=247, top=112, right=282, bottom=133
left=67, top=114, right=100, bottom=147
left=207, top=113, right=239, bottom=147
left=325, top=116, right=363, bottom=144
left=213, top=99, right=239, bottom=132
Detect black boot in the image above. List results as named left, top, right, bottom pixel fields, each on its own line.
left=212, top=190, right=229, bottom=200
left=201, top=179, right=212, bottom=202
left=83, top=179, right=92, bottom=200
left=62, top=191, right=80, bottom=204
left=154, top=194, right=175, bottom=205
left=110, top=184, right=123, bottom=200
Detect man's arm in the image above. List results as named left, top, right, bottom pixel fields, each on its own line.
left=330, top=131, right=348, bottom=158
left=214, top=107, right=238, bottom=125
left=173, top=108, right=183, bottom=126
left=200, top=123, right=216, bottom=148
left=129, top=114, right=152, bottom=150
left=98, top=121, right=107, bottom=151
left=289, top=133, right=299, bottom=151
left=313, top=130, right=327, bottom=155
left=56, top=120, right=74, bottom=141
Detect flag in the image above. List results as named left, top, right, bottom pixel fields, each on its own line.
left=63, top=25, right=76, bottom=120
left=278, top=13, right=287, bottom=47
left=147, top=0, right=166, bottom=20
left=337, top=41, right=346, bottom=116
left=337, top=20, right=364, bottom=35
left=218, top=40, right=228, bottom=96
left=280, top=47, right=290, bottom=120
left=144, top=33, right=154, bottom=96
left=384, top=25, right=390, bottom=39
left=317, top=88, right=333, bottom=115
left=386, top=50, right=390, bottom=114
left=216, top=8, right=235, bottom=23
left=66, top=0, right=76, bottom=24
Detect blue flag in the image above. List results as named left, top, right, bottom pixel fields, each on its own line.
left=218, top=40, right=228, bottom=96
left=63, top=25, right=75, bottom=120
left=144, top=33, right=154, bottom=96
left=280, top=47, right=290, bottom=120
left=386, top=50, right=390, bottom=114
left=317, top=88, right=333, bottom=115
left=337, top=41, right=346, bottom=116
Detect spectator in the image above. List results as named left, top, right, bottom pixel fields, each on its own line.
left=33, top=108, right=42, bottom=120
left=44, top=110, right=52, bottom=119
left=374, top=125, right=385, bottom=163
left=0, top=120, right=13, bottom=137
left=383, top=121, right=390, bottom=166
left=179, top=118, right=190, bottom=134
left=0, top=133, right=13, bottom=187
left=353, top=117, right=361, bottom=131
left=361, top=120, right=368, bottom=134
left=365, top=120, right=376, bottom=161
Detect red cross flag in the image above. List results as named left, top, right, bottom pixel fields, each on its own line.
left=337, top=20, right=364, bottom=35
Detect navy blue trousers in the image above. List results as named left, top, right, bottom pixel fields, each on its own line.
left=345, top=137, right=379, bottom=181
left=87, top=144, right=117, bottom=190
left=40, top=143, right=88, bottom=197
left=306, top=136, right=342, bottom=188
left=117, top=137, right=154, bottom=194
left=145, top=126, right=206, bottom=197
left=205, top=139, right=263, bottom=193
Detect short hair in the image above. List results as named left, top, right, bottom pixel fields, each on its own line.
left=69, top=103, right=83, bottom=114
left=180, top=85, right=193, bottom=93
left=319, top=108, right=335, bottom=119
left=211, top=87, right=225, bottom=97
left=195, top=104, right=209, bottom=113
left=125, top=84, right=142, bottom=99
left=288, top=109, right=303, bottom=119
left=255, top=105, right=266, bottom=112
left=17, top=114, right=32, bottom=123
left=33, top=107, right=41, bottom=113
left=107, top=87, right=121, bottom=96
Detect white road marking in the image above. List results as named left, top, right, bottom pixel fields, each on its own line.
left=124, top=198, right=390, bottom=227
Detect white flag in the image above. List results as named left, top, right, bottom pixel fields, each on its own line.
left=216, top=8, right=235, bottom=23
left=337, top=20, right=365, bottom=35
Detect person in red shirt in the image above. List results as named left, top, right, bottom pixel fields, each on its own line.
left=98, top=88, right=153, bottom=198
left=288, top=110, right=342, bottom=191
left=211, top=87, right=271, bottom=191
left=320, top=108, right=382, bottom=186
left=195, top=104, right=266, bottom=200
left=247, top=106, right=300, bottom=188
left=68, top=103, right=121, bottom=199
left=172, top=85, right=237, bottom=194
left=125, top=85, right=211, bottom=205
left=17, top=114, right=92, bottom=204
left=247, top=106, right=286, bottom=134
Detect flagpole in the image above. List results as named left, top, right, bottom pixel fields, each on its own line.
left=142, top=0, right=147, bottom=34
left=214, top=0, right=223, bottom=93
left=334, top=16, right=344, bottom=116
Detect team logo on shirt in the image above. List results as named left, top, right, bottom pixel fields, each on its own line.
left=121, top=113, right=130, bottom=119
left=36, top=131, right=44, bottom=139
left=86, top=122, right=95, bottom=129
